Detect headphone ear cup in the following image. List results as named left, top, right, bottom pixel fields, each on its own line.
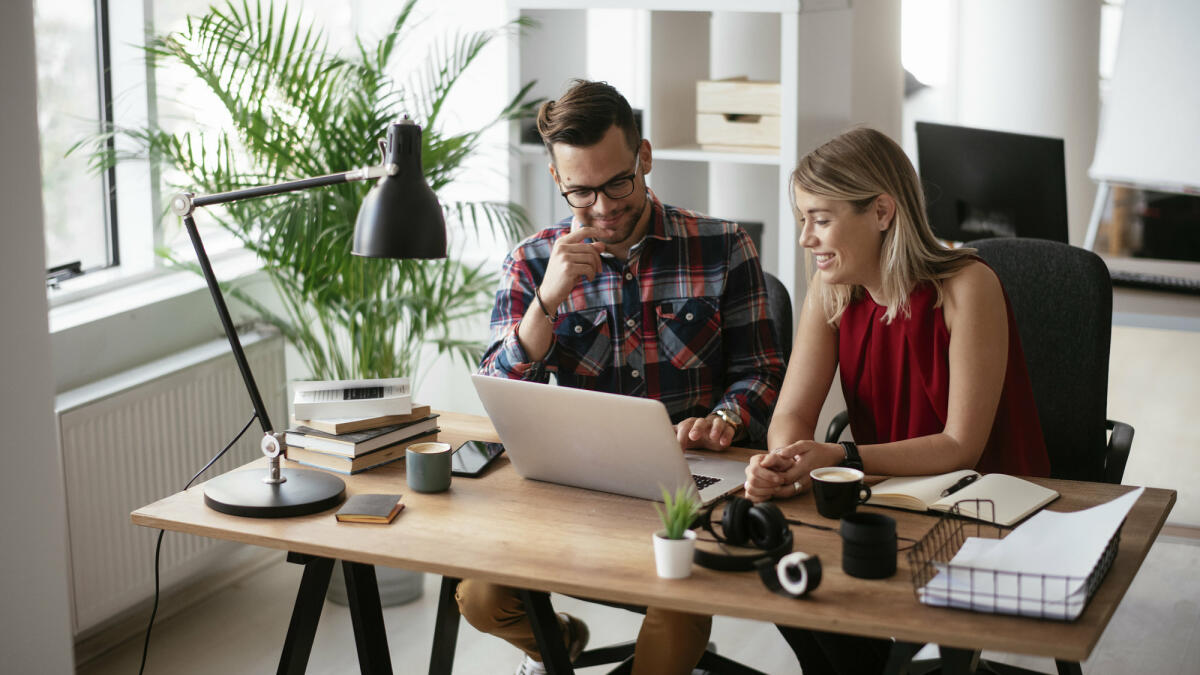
left=747, top=502, right=787, bottom=549
left=721, top=497, right=752, bottom=546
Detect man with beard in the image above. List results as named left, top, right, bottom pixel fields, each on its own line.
left=464, top=79, right=785, bottom=675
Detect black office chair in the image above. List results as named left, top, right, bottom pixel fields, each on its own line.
left=764, top=271, right=794, bottom=368
left=824, top=238, right=1133, bottom=484
left=823, top=238, right=1135, bottom=675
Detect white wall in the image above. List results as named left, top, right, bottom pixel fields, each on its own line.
left=0, top=0, right=76, bottom=671
left=851, top=0, right=903, bottom=143
left=954, top=0, right=1100, bottom=245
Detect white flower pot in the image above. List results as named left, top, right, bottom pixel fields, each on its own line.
left=653, top=529, right=697, bottom=579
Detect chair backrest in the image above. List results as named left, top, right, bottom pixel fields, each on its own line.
left=763, top=272, right=793, bottom=366
left=967, top=238, right=1113, bottom=482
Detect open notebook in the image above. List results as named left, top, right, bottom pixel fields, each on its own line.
left=867, top=470, right=1059, bottom=527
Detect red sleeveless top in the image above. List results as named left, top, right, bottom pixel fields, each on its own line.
left=837, top=278, right=1050, bottom=477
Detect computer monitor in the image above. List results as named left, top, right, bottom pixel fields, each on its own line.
left=915, top=121, right=1068, bottom=244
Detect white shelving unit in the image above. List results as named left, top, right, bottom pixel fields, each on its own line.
left=507, top=0, right=900, bottom=311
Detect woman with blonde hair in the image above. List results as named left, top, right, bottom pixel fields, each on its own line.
left=745, top=127, right=1050, bottom=673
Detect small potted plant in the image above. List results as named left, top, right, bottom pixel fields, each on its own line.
left=652, top=485, right=702, bottom=579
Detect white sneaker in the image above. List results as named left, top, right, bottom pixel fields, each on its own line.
left=513, top=656, right=547, bottom=675
left=511, top=612, right=589, bottom=675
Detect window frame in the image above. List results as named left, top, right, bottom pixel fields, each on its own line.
left=95, top=0, right=120, bottom=269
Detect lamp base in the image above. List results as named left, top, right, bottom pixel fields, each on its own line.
left=203, top=468, right=345, bottom=518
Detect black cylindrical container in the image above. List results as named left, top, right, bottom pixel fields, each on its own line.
left=840, top=512, right=897, bottom=579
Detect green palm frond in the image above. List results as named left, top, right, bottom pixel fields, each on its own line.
left=80, top=0, right=537, bottom=382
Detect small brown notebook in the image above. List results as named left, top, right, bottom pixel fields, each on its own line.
left=334, top=494, right=404, bottom=524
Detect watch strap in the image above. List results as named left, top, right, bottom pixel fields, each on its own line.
left=839, top=441, right=864, bottom=471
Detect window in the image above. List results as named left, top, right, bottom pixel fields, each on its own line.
left=38, top=0, right=512, bottom=299
left=35, top=0, right=114, bottom=277
left=36, top=0, right=365, bottom=292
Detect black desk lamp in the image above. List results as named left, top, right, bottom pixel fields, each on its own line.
left=169, top=118, right=446, bottom=518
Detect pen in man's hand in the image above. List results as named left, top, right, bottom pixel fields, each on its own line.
left=940, top=473, right=980, bottom=498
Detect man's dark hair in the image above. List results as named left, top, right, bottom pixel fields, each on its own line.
left=536, top=79, right=641, bottom=160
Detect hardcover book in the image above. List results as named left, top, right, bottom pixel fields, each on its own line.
left=335, top=493, right=405, bottom=524
left=285, top=430, right=440, bottom=474
left=292, top=404, right=432, bottom=435
left=285, top=415, right=439, bottom=457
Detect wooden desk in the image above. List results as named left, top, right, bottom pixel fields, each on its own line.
left=132, top=412, right=1175, bottom=674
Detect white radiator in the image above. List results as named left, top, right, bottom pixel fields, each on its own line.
left=55, top=327, right=286, bottom=635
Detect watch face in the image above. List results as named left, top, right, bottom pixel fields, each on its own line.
left=716, top=409, right=740, bottom=427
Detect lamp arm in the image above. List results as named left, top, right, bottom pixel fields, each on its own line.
left=172, top=163, right=396, bottom=483
left=170, top=164, right=397, bottom=216
left=181, top=214, right=277, bottom=437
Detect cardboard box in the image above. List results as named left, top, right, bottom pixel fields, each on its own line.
left=696, top=78, right=781, bottom=150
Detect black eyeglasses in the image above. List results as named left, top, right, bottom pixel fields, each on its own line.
left=559, top=154, right=641, bottom=209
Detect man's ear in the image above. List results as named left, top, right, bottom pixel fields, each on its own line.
left=548, top=161, right=559, bottom=187
left=639, top=139, right=653, bottom=177
left=875, top=193, right=897, bottom=231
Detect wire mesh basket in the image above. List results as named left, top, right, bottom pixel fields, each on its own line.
left=907, top=499, right=1121, bottom=621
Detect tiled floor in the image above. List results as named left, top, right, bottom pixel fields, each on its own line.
left=78, top=536, right=1200, bottom=674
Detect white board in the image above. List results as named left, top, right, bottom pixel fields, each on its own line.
left=1089, top=0, right=1200, bottom=194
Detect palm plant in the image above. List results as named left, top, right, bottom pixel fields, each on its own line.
left=84, top=0, right=536, bottom=383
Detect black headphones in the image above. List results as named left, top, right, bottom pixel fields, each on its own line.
left=691, top=497, right=794, bottom=571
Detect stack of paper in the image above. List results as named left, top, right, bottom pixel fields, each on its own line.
left=918, top=488, right=1143, bottom=620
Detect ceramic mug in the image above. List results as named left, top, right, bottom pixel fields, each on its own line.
left=810, top=467, right=872, bottom=519
left=406, top=442, right=453, bottom=493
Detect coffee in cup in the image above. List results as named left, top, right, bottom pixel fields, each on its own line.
left=810, top=466, right=872, bottom=519
left=811, top=468, right=861, bottom=482
left=406, top=442, right=453, bottom=493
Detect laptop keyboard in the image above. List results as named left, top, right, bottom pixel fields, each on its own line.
left=692, top=474, right=721, bottom=490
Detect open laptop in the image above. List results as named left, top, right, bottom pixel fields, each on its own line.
left=471, top=374, right=747, bottom=504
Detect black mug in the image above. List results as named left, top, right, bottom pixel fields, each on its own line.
left=810, top=467, right=871, bottom=519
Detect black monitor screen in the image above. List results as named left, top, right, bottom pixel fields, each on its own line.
left=915, top=121, right=1068, bottom=244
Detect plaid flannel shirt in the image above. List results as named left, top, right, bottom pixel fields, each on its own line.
left=478, top=190, right=784, bottom=442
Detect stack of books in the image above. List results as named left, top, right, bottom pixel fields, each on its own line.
left=284, top=378, right=439, bottom=474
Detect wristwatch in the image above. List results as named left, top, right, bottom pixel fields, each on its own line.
left=839, top=441, right=864, bottom=472
left=712, top=408, right=743, bottom=439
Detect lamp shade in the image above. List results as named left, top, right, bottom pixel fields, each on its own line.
left=352, top=119, right=447, bottom=259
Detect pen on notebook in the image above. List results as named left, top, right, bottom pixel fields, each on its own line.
left=940, top=474, right=980, bottom=498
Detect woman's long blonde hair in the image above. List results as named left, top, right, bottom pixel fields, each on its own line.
left=791, top=127, right=975, bottom=325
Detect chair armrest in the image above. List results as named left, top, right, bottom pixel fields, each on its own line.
left=1104, top=419, right=1135, bottom=484
left=824, top=410, right=850, bottom=443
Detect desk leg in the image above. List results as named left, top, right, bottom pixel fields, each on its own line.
left=938, top=647, right=980, bottom=674
left=883, top=641, right=922, bottom=675
left=343, top=561, right=393, bottom=675
left=278, top=553, right=335, bottom=675
left=428, top=576, right=462, bottom=675
left=519, top=589, right=574, bottom=675
left=1055, top=661, right=1083, bottom=675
